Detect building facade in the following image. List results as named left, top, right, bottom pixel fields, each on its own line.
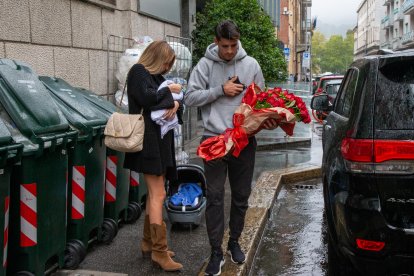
left=284, top=0, right=311, bottom=80
left=354, top=0, right=383, bottom=59
left=259, top=0, right=312, bottom=79
left=380, top=0, right=414, bottom=50
left=0, top=0, right=195, bottom=96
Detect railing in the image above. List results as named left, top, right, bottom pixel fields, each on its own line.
left=401, top=30, right=414, bottom=44
left=395, top=7, right=404, bottom=20
left=402, top=0, right=414, bottom=13
left=380, top=41, right=391, bottom=48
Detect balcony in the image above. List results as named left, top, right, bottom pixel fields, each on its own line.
left=401, top=30, right=414, bottom=44
left=394, top=7, right=404, bottom=21
left=380, top=41, right=391, bottom=49
left=381, top=15, right=389, bottom=29
left=301, top=0, right=312, bottom=7
left=402, top=0, right=414, bottom=14
left=301, top=19, right=312, bottom=31
left=392, top=37, right=401, bottom=49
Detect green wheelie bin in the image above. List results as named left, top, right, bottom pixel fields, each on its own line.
left=0, top=118, right=23, bottom=276
left=0, top=58, right=77, bottom=276
left=41, top=79, right=141, bottom=227
left=77, top=88, right=144, bottom=221
left=40, top=76, right=117, bottom=269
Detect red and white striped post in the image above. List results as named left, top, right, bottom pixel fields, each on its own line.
left=130, top=171, right=140, bottom=188
left=20, top=183, right=37, bottom=247
left=105, top=156, right=117, bottom=203
left=3, top=196, right=9, bottom=268
left=71, top=166, right=86, bottom=220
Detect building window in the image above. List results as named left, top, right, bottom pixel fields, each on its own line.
left=82, top=0, right=116, bottom=10
left=139, top=0, right=181, bottom=25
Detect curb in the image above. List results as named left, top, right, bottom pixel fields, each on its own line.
left=197, top=164, right=321, bottom=276
left=256, top=138, right=311, bottom=151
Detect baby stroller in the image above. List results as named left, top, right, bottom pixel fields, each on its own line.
left=164, top=164, right=206, bottom=227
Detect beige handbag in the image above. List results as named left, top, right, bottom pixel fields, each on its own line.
left=104, top=110, right=144, bottom=152
left=104, top=78, right=145, bottom=152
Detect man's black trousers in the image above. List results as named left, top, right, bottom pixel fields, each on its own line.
left=202, top=136, right=256, bottom=249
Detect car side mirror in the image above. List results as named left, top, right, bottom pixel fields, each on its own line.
left=311, top=94, right=332, bottom=112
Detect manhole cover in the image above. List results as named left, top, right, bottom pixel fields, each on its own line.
left=293, top=184, right=315, bottom=189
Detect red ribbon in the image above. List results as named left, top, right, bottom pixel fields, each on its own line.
left=225, top=113, right=248, bottom=158
left=197, top=134, right=228, bottom=161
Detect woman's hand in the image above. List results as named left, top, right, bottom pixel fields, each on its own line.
left=168, top=83, right=182, bottom=94
left=163, top=101, right=180, bottom=120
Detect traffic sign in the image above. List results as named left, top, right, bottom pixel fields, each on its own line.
left=283, top=47, right=290, bottom=56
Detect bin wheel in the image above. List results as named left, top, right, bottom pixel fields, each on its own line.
left=64, top=239, right=86, bottom=269
left=125, top=202, right=142, bottom=224
left=100, top=218, right=118, bottom=244
left=16, top=271, right=35, bottom=276
left=71, top=239, right=87, bottom=260
left=130, top=201, right=142, bottom=215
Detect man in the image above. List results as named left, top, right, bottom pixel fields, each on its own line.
left=185, top=20, right=278, bottom=275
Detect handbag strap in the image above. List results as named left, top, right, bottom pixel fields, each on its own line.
left=119, top=72, right=144, bottom=115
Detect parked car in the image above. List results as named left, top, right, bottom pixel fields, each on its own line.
left=311, top=49, right=414, bottom=275
left=311, top=80, right=343, bottom=123
left=312, top=75, right=322, bottom=93
left=313, top=75, right=344, bottom=95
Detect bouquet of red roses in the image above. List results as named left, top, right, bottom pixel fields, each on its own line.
left=197, top=83, right=311, bottom=161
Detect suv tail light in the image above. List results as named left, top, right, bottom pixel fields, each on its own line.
left=356, top=238, right=385, bottom=251
left=341, top=138, right=414, bottom=174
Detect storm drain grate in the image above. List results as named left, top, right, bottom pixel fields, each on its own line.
left=293, top=184, right=315, bottom=189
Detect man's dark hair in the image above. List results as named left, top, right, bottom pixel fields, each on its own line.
left=215, top=20, right=240, bottom=40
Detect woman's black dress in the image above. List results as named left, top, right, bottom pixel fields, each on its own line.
left=123, top=64, right=179, bottom=181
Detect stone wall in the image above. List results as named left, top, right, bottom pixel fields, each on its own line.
left=0, top=0, right=181, bottom=96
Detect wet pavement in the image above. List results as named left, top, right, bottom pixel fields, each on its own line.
left=53, top=112, right=324, bottom=275
left=250, top=178, right=327, bottom=276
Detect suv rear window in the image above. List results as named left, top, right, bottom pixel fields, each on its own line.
left=375, top=59, right=414, bottom=130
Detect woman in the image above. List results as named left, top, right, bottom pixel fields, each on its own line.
left=124, top=41, right=183, bottom=272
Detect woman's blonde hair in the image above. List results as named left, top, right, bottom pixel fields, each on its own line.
left=138, top=41, right=175, bottom=75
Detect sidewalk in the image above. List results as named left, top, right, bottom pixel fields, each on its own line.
left=53, top=123, right=323, bottom=276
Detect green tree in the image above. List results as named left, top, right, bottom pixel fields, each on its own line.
left=311, top=30, right=354, bottom=75
left=311, top=31, right=326, bottom=74
left=192, top=0, right=287, bottom=82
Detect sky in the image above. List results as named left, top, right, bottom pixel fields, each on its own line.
left=311, top=0, right=362, bottom=26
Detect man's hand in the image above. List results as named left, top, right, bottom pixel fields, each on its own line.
left=223, top=76, right=244, bottom=97
left=163, top=101, right=180, bottom=120
left=262, top=118, right=279, bottom=130
left=168, top=83, right=182, bottom=94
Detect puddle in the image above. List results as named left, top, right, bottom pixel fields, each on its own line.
left=250, top=179, right=327, bottom=276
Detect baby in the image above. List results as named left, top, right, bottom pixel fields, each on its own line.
left=151, top=80, right=183, bottom=138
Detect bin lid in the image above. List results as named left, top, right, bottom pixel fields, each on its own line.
left=0, top=118, right=11, bottom=145
left=0, top=59, right=69, bottom=137
left=39, top=77, right=108, bottom=131
left=77, top=87, right=119, bottom=116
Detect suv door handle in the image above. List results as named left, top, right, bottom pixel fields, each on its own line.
left=324, top=125, right=331, bottom=131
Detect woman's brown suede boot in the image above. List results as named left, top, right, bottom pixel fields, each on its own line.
left=141, top=215, right=175, bottom=257
left=150, top=223, right=183, bottom=271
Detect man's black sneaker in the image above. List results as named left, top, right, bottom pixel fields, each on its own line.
left=205, top=249, right=225, bottom=275
left=227, top=239, right=245, bottom=264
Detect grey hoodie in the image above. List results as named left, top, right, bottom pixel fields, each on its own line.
left=185, top=41, right=265, bottom=136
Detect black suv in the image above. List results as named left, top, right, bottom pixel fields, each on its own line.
left=311, top=50, right=414, bottom=275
